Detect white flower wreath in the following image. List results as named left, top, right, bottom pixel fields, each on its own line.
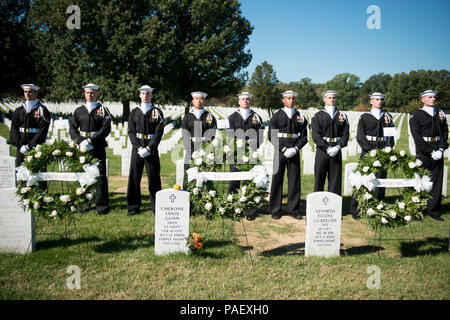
left=16, top=139, right=100, bottom=220
left=186, top=138, right=269, bottom=221
left=350, top=147, right=432, bottom=230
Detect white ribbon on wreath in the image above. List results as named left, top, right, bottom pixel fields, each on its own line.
left=348, top=171, right=376, bottom=191
left=186, top=164, right=269, bottom=188
left=16, top=164, right=100, bottom=188
left=412, top=173, right=433, bottom=193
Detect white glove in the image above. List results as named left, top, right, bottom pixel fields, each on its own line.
left=138, top=147, right=151, bottom=158
left=201, top=137, right=208, bottom=142
left=20, top=145, right=30, bottom=154
left=431, top=150, right=443, bottom=160
left=284, top=147, right=297, bottom=158
left=327, top=146, right=340, bottom=157
left=79, top=139, right=94, bottom=153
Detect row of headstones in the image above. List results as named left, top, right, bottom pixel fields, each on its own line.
left=1, top=101, right=186, bottom=118
left=155, top=186, right=343, bottom=257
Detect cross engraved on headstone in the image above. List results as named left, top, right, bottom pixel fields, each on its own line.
left=169, top=194, right=176, bottom=203
left=322, top=197, right=329, bottom=206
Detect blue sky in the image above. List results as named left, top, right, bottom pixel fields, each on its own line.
left=239, top=0, right=450, bottom=84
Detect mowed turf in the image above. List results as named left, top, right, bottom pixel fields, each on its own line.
left=0, top=118, right=449, bottom=300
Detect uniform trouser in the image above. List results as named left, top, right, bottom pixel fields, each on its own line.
left=417, top=153, right=444, bottom=218
left=229, top=165, right=256, bottom=217
left=127, top=148, right=161, bottom=213
left=92, top=148, right=109, bottom=214
left=269, top=151, right=300, bottom=214
left=349, top=169, right=387, bottom=216
left=314, top=148, right=342, bottom=196
left=15, top=150, right=24, bottom=167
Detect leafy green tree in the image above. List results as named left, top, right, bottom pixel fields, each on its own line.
left=27, top=0, right=253, bottom=119
left=386, top=69, right=449, bottom=112
left=323, top=73, right=361, bottom=110
left=0, top=0, right=35, bottom=99
left=359, top=73, right=392, bottom=106
left=286, top=78, right=319, bottom=109
left=248, top=61, right=281, bottom=116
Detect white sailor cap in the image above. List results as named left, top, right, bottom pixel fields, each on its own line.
left=370, top=92, right=385, bottom=99
left=21, top=84, right=40, bottom=91
left=322, top=90, right=337, bottom=98
left=282, top=90, right=298, bottom=97
left=83, top=83, right=99, bottom=91
left=191, top=91, right=207, bottom=98
left=237, top=92, right=253, bottom=99
left=138, top=85, right=154, bottom=92
left=420, top=90, right=438, bottom=97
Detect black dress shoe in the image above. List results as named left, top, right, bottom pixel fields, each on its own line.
left=271, top=212, right=281, bottom=220
left=246, top=215, right=256, bottom=221
left=293, top=213, right=302, bottom=220
left=98, top=209, right=109, bottom=215
left=352, top=215, right=360, bottom=220
left=127, top=210, right=140, bottom=216
left=431, top=216, right=444, bottom=222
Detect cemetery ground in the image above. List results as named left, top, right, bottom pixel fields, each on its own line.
left=0, top=121, right=449, bottom=300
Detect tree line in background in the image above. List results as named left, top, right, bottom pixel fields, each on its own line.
left=1, top=0, right=449, bottom=118
left=245, top=62, right=450, bottom=115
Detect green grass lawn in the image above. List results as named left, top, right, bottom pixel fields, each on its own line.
left=0, top=117, right=449, bottom=300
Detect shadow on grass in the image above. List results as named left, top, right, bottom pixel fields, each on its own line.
left=36, top=236, right=101, bottom=250
left=259, top=243, right=305, bottom=256
left=400, top=237, right=449, bottom=257
left=94, top=234, right=155, bottom=253
left=342, top=245, right=384, bottom=256
left=258, top=243, right=385, bottom=257
left=192, top=239, right=240, bottom=259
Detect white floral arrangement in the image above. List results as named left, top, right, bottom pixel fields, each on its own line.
left=16, top=139, right=99, bottom=220
left=186, top=137, right=268, bottom=221
left=350, top=147, right=432, bottom=230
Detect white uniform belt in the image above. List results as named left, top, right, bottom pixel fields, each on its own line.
left=19, top=127, right=39, bottom=133
left=136, top=133, right=154, bottom=139
left=423, top=136, right=440, bottom=142
left=80, top=131, right=97, bottom=137
left=366, top=135, right=387, bottom=142
left=278, top=133, right=300, bottom=138
left=323, top=137, right=341, bottom=142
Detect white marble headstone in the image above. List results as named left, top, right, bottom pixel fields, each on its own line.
left=343, top=162, right=358, bottom=196
left=305, top=192, right=342, bottom=257
left=155, top=189, right=190, bottom=256
left=0, top=156, right=16, bottom=189
left=175, top=159, right=185, bottom=186
left=0, top=188, right=36, bottom=254
left=0, top=143, right=10, bottom=156
left=121, top=152, right=131, bottom=176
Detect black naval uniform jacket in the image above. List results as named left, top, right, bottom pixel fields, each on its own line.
left=409, top=107, right=448, bottom=218
left=227, top=109, right=264, bottom=199
left=10, top=102, right=51, bottom=165
left=227, top=109, right=264, bottom=150
left=268, top=109, right=308, bottom=153
left=356, top=110, right=395, bottom=157
left=268, top=108, right=308, bottom=215
left=409, top=108, right=448, bottom=157
left=181, top=110, right=217, bottom=164
left=350, top=110, right=394, bottom=215
left=69, top=103, right=112, bottom=150
left=128, top=106, right=164, bottom=153
left=311, top=109, right=349, bottom=153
